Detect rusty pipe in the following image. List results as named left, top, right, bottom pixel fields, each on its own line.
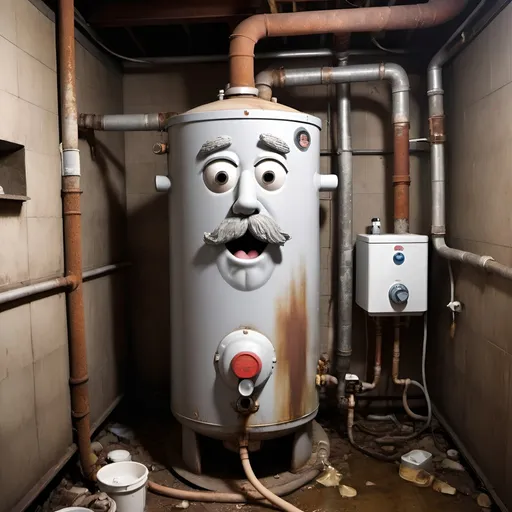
left=362, top=317, right=382, bottom=391
left=78, top=112, right=178, bottom=131
left=428, top=0, right=512, bottom=281
left=257, top=63, right=411, bottom=232
left=229, top=0, right=468, bottom=88
left=392, top=317, right=408, bottom=386
left=59, top=0, right=95, bottom=481
left=393, top=122, right=410, bottom=233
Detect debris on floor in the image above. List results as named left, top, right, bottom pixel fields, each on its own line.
left=339, top=484, right=357, bottom=498
left=108, top=423, right=136, bottom=442
left=476, top=493, right=492, bottom=509
left=35, top=410, right=491, bottom=512
left=433, top=479, right=457, bottom=495
left=440, top=458, right=465, bottom=472
left=316, top=465, right=341, bottom=487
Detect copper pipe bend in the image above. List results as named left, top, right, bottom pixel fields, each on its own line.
left=229, top=0, right=468, bottom=87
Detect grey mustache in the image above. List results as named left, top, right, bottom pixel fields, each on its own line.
left=204, top=214, right=291, bottom=245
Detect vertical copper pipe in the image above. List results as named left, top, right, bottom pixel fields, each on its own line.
left=59, top=0, right=94, bottom=480
left=393, top=122, right=410, bottom=234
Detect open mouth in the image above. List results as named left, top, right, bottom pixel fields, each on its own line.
left=225, top=232, right=268, bottom=260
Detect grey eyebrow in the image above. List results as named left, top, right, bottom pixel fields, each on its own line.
left=198, top=136, right=232, bottom=157
left=259, top=133, right=290, bottom=155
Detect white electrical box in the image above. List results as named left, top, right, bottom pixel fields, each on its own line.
left=356, top=234, right=428, bottom=316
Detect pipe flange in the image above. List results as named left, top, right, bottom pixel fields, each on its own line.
left=225, top=86, right=259, bottom=97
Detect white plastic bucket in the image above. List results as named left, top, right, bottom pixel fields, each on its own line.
left=97, top=461, right=148, bottom=512
left=56, top=508, right=92, bottom=511
left=108, top=449, right=132, bottom=463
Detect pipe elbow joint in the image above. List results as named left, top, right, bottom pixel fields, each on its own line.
left=382, top=63, right=410, bottom=94
left=230, top=15, right=268, bottom=46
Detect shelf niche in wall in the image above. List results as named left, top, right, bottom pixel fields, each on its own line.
left=0, top=140, right=29, bottom=202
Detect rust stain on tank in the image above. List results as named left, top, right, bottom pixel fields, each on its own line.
left=274, top=266, right=311, bottom=423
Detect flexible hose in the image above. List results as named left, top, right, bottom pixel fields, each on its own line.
left=148, top=467, right=321, bottom=504
left=375, top=314, right=432, bottom=444
left=240, top=446, right=304, bottom=512
left=402, top=380, right=428, bottom=421
left=346, top=395, right=403, bottom=462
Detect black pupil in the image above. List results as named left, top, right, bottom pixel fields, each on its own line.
left=216, top=171, right=228, bottom=184
left=263, top=171, right=275, bottom=184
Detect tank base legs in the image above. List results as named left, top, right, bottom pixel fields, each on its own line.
left=291, top=421, right=313, bottom=471
left=172, top=421, right=328, bottom=492
left=182, top=425, right=202, bottom=475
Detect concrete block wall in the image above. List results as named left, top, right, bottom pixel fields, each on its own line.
left=123, top=60, right=429, bottom=403
left=430, top=4, right=512, bottom=508
left=0, top=1, right=127, bottom=510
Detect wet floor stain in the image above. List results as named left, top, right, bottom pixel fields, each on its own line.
left=38, top=407, right=488, bottom=512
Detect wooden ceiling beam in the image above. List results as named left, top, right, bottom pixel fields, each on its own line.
left=89, top=0, right=262, bottom=27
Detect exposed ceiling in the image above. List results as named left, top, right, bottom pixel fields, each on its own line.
left=42, top=0, right=482, bottom=61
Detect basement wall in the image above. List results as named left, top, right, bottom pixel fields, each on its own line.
left=430, top=4, right=512, bottom=508
left=123, top=60, right=429, bottom=405
left=0, top=1, right=127, bottom=510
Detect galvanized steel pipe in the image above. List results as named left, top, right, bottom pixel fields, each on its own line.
left=0, top=276, right=73, bottom=306
left=336, top=59, right=353, bottom=403
left=229, top=0, right=467, bottom=88
left=78, top=112, right=177, bottom=131
left=257, top=64, right=411, bottom=232
left=59, top=0, right=94, bottom=480
left=0, top=262, right=130, bottom=307
left=428, top=0, right=512, bottom=280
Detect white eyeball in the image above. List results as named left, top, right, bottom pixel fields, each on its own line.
left=203, top=160, right=238, bottom=193
left=255, top=160, right=287, bottom=191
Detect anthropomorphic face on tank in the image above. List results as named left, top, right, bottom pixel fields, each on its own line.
left=199, top=134, right=292, bottom=291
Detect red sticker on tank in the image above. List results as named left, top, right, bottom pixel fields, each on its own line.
left=394, top=245, right=404, bottom=251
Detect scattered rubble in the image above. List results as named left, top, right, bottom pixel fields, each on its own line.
left=339, top=484, right=357, bottom=498
left=446, top=449, right=459, bottom=461
left=175, top=500, right=190, bottom=509
left=476, top=493, right=492, bottom=509
left=316, top=465, right=341, bottom=487
left=433, top=479, right=457, bottom=495
left=108, top=423, right=136, bottom=442
left=441, top=458, right=465, bottom=472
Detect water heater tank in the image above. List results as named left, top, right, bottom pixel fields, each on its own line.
left=162, top=97, right=337, bottom=475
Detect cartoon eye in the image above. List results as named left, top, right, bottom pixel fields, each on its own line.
left=255, top=160, right=287, bottom=191
left=203, top=160, right=238, bottom=193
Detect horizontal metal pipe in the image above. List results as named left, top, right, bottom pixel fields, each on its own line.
left=258, top=63, right=410, bottom=122
left=78, top=113, right=177, bottom=131
left=122, top=48, right=400, bottom=70
left=83, top=262, right=131, bottom=281
left=0, top=262, right=130, bottom=306
left=229, top=0, right=467, bottom=88
left=0, top=276, right=72, bottom=306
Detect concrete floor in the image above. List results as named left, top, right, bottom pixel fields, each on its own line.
left=40, top=407, right=491, bottom=512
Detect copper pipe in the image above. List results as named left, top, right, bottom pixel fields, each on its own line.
left=59, top=0, right=95, bottom=480
left=393, top=122, right=410, bottom=234
left=392, top=317, right=408, bottom=386
left=362, top=317, right=382, bottom=391
left=229, top=0, right=467, bottom=87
